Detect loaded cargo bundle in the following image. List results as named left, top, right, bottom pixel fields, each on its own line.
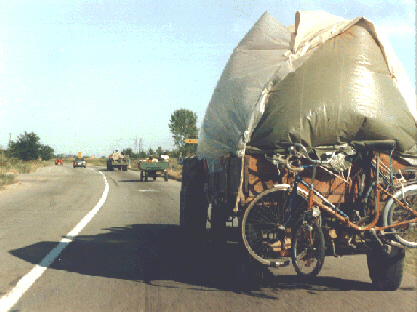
left=198, top=11, right=417, bottom=161
left=183, top=11, right=417, bottom=291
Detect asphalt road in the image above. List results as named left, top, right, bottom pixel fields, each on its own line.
left=0, top=164, right=416, bottom=311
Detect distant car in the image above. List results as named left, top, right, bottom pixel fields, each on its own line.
left=73, top=157, right=86, bottom=168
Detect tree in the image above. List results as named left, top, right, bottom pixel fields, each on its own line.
left=138, top=151, right=147, bottom=159
left=7, top=131, right=54, bottom=161
left=122, top=148, right=134, bottom=158
left=8, top=132, right=41, bottom=161
left=39, top=145, right=54, bottom=161
left=169, top=108, right=198, bottom=156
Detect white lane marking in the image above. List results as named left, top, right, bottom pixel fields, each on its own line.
left=137, top=190, right=159, bottom=192
left=0, top=171, right=110, bottom=312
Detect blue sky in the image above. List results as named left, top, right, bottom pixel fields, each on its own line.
left=0, top=0, right=415, bottom=157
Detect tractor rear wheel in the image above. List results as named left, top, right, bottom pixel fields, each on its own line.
left=180, top=157, right=209, bottom=242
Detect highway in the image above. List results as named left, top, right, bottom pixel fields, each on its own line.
left=0, top=164, right=416, bottom=311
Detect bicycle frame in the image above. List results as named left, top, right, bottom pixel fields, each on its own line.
left=286, top=152, right=417, bottom=234
left=283, top=167, right=348, bottom=228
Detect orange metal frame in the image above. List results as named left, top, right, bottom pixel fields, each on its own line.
left=302, top=157, right=417, bottom=232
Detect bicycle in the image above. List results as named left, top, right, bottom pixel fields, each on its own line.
left=242, top=140, right=417, bottom=280
left=241, top=143, right=337, bottom=275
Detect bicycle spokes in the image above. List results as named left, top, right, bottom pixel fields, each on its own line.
left=291, top=218, right=325, bottom=277
left=242, top=188, right=308, bottom=266
left=385, top=187, right=417, bottom=248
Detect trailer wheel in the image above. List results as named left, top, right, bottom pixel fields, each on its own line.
left=367, top=245, right=405, bottom=291
left=144, top=172, right=148, bottom=182
left=210, top=201, right=227, bottom=245
left=180, top=157, right=209, bottom=241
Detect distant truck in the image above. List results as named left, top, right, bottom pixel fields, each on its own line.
left=107, top=150, right=129, bottom=171
left=138, top=155, right=169, bottom=181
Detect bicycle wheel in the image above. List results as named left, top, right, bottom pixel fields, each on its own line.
left=241, top=186, right=308, bottom=266
left=291, top=217, right=325, bottom=277
left=383, top=184, right=417, bottom=248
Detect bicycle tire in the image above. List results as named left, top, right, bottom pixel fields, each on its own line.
left=241, top=186, right=308, bottom=266
left=383, top=184, right=417, bottom=248
left=357, top=181, right=378, bottom=227
left=291, top=217, right=325, bottom=277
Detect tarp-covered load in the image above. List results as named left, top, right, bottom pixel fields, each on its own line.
left=198, top=11, right=417, bottom=160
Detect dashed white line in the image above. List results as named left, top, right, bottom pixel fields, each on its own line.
left=0, top=171, right=110, bottom=312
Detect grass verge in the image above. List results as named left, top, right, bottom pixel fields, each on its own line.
left=0, top=156, right=53, bottom=188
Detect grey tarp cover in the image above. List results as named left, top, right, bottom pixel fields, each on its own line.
left=198, top=11, right=417, bottom=160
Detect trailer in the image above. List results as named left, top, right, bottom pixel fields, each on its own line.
left=180, top=11, right=417, bottom=290
left=107, top=150, right=129, bottom=171
left=139, top=157, right=169, bottom=182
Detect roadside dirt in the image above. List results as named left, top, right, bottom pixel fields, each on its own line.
left=167, top=169, right=182, bottom=181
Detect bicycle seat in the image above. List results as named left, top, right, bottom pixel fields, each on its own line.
left=351, top=140, right=396, bottom=153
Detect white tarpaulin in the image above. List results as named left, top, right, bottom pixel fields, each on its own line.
left=198, top=11, right=417, bottom=159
